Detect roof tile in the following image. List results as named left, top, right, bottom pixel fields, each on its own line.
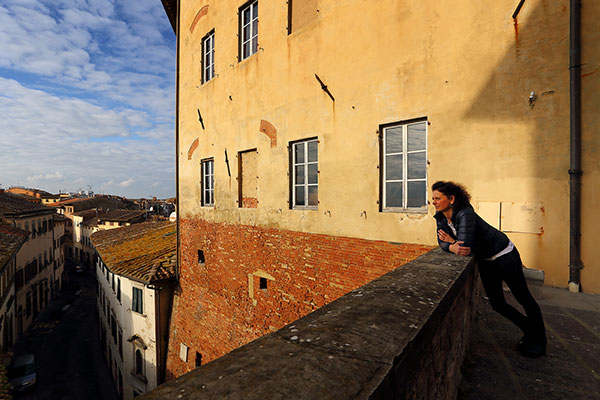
left=91, top=221, right=176, bottom=283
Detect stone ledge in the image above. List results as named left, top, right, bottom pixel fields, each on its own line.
left=142, top=248, right=477, bottom=399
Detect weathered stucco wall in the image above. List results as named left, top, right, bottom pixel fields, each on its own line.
left=143, top=249, right=478, bottom=400
left=176, top=0, right=599, bottom=292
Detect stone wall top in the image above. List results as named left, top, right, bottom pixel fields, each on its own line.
left=141, top=248, right=475, bottom=399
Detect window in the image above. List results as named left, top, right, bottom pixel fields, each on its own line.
left=202, top=30, right=215, bottom=83
left=117, top=278, right=121, bottom=302
left=111, top=313, right=117, bottom=344
left=381, top=119, right=427, bottom=210
left=287, top=0, right=318, bottom=34
left=239, top=1, right=258, bottom=61
left=132, top=287, right=143, bottom=314
left=201, top=159, right=214, bottom=206
left=135, top=349, right=144, bottom=376
left=197, top=250, right=205, bottom=264
left=118, top=328, right=123, bottom=358
left=238, top=149, right=258, bottom=208
left=195, top=352, right=203, bottom=368
left=26, top=294, right=31, bottom=317
left=291, top=138, right=318, bottom=208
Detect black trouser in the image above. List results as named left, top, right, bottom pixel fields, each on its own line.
left=478, top=248, right=546, bottom=342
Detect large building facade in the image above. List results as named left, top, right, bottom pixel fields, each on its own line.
left=161, top=0, right=599, bottom=378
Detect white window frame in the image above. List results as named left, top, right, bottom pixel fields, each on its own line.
left=239, top=0, right=258, bottom=61
left=381, top=120, right=428, bottom=211
left=202, top=30, right=215, bottom=83
left=291, top=138, right=318, bottom=209
left=201, top=158, right=214, bottom=206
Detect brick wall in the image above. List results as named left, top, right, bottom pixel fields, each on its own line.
left=165, top=218, right=432, bottom=379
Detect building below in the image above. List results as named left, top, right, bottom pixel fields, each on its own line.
left=0, top=192, right=66, bottom=340
left=92, top=221, right=176, bottom=400
left=0, top=222, right=28, bottom=351
left=6, top=187, right=61, bottom=205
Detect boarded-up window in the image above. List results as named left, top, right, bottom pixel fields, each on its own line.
left=238, top=149, right=258, bottom=208
left=288, top=0, right=318, bottom=34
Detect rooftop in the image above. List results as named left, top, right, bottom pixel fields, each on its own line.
left=91, top=221, right=176, bottom=284
left=0, top=192, right=54, bottom=218
left=97, top=210, right=146, bottom=222
left=73, top=209, right=101, bottom=219
left=160, top=0, right=177, bottom=32
left=0, top=222, right=29, bottom=270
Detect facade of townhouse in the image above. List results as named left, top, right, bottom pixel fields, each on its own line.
left=51, top=196, right=135, bottom=263
left=160, top=0, right=599, bottom=378
left=52, top=214, right=67, bottom=287
left=0, top=192, right=65, bottom=336
left=0, top=222, right=28, bottom=351
left=72, top=209, right=100, bottom=268
left=92, top=221, right=176, bottom=400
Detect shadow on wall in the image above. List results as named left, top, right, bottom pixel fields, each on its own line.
left=461, top=0, right=598, bottom=287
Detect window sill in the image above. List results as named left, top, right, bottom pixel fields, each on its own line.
left=131, top=372, right=147, bottom=384
left=200, top=75, right=217, bottom=86
left=131, top=310, right=146, bottom=318
left=381, top=207, right=428, bottom=215
left=238, top=51, right=258, bottom=65
left=292, top=206, right=318, bottom=211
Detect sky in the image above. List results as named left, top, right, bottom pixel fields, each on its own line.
left=0, top=0, right=176, bottom=199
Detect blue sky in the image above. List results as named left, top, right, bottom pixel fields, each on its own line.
left=0, top=0, right=176, bottom=198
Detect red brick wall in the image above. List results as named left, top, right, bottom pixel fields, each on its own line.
left=165, top=218, right=432, bottom=379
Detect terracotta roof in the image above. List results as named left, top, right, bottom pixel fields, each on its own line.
left=0, top=192, right=54, bottom=217
left=98, top=210, right=146, bottom=222
left=73, top=209, right=100, bottom=219
left=51, top=197, right=96, bottom=206
left=91, top=221, right=176, bottom=284
left=0, top=222, right=28, bottom=270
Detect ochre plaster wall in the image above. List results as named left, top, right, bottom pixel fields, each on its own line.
left=176, top=0, right=599, bottom=292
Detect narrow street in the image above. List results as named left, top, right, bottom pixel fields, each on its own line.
left=13, top=263, right=118, bottom=400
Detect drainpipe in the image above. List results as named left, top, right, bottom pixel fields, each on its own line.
left=568, top=0, right=583, bottom=292
left=175, top=0, right=181, bottom=283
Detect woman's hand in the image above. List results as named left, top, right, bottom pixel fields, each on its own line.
left=438, top=229, right=455, bottom=243
left=449, top=241, right=471, bottom=256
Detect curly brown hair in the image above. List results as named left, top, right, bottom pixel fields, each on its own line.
left=431, top=181, right=472, bottom=211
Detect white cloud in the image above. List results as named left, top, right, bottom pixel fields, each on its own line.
left=0, top=0, right=176, bottom=198
left=119, top=178, right=134, bottom=188
left=0, top=1, right=175, bottom=120
left=26, top=171, right=64, bottom=183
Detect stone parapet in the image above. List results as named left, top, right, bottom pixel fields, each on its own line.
left=143, top=248, right=478, bottom=399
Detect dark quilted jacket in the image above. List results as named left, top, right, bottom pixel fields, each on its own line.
left=434, top=205, right=509, bottom=259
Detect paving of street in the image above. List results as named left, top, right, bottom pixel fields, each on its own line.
left=459, top=282, right=600, bottom=399
left=13, top=264, right=117, bottom=400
